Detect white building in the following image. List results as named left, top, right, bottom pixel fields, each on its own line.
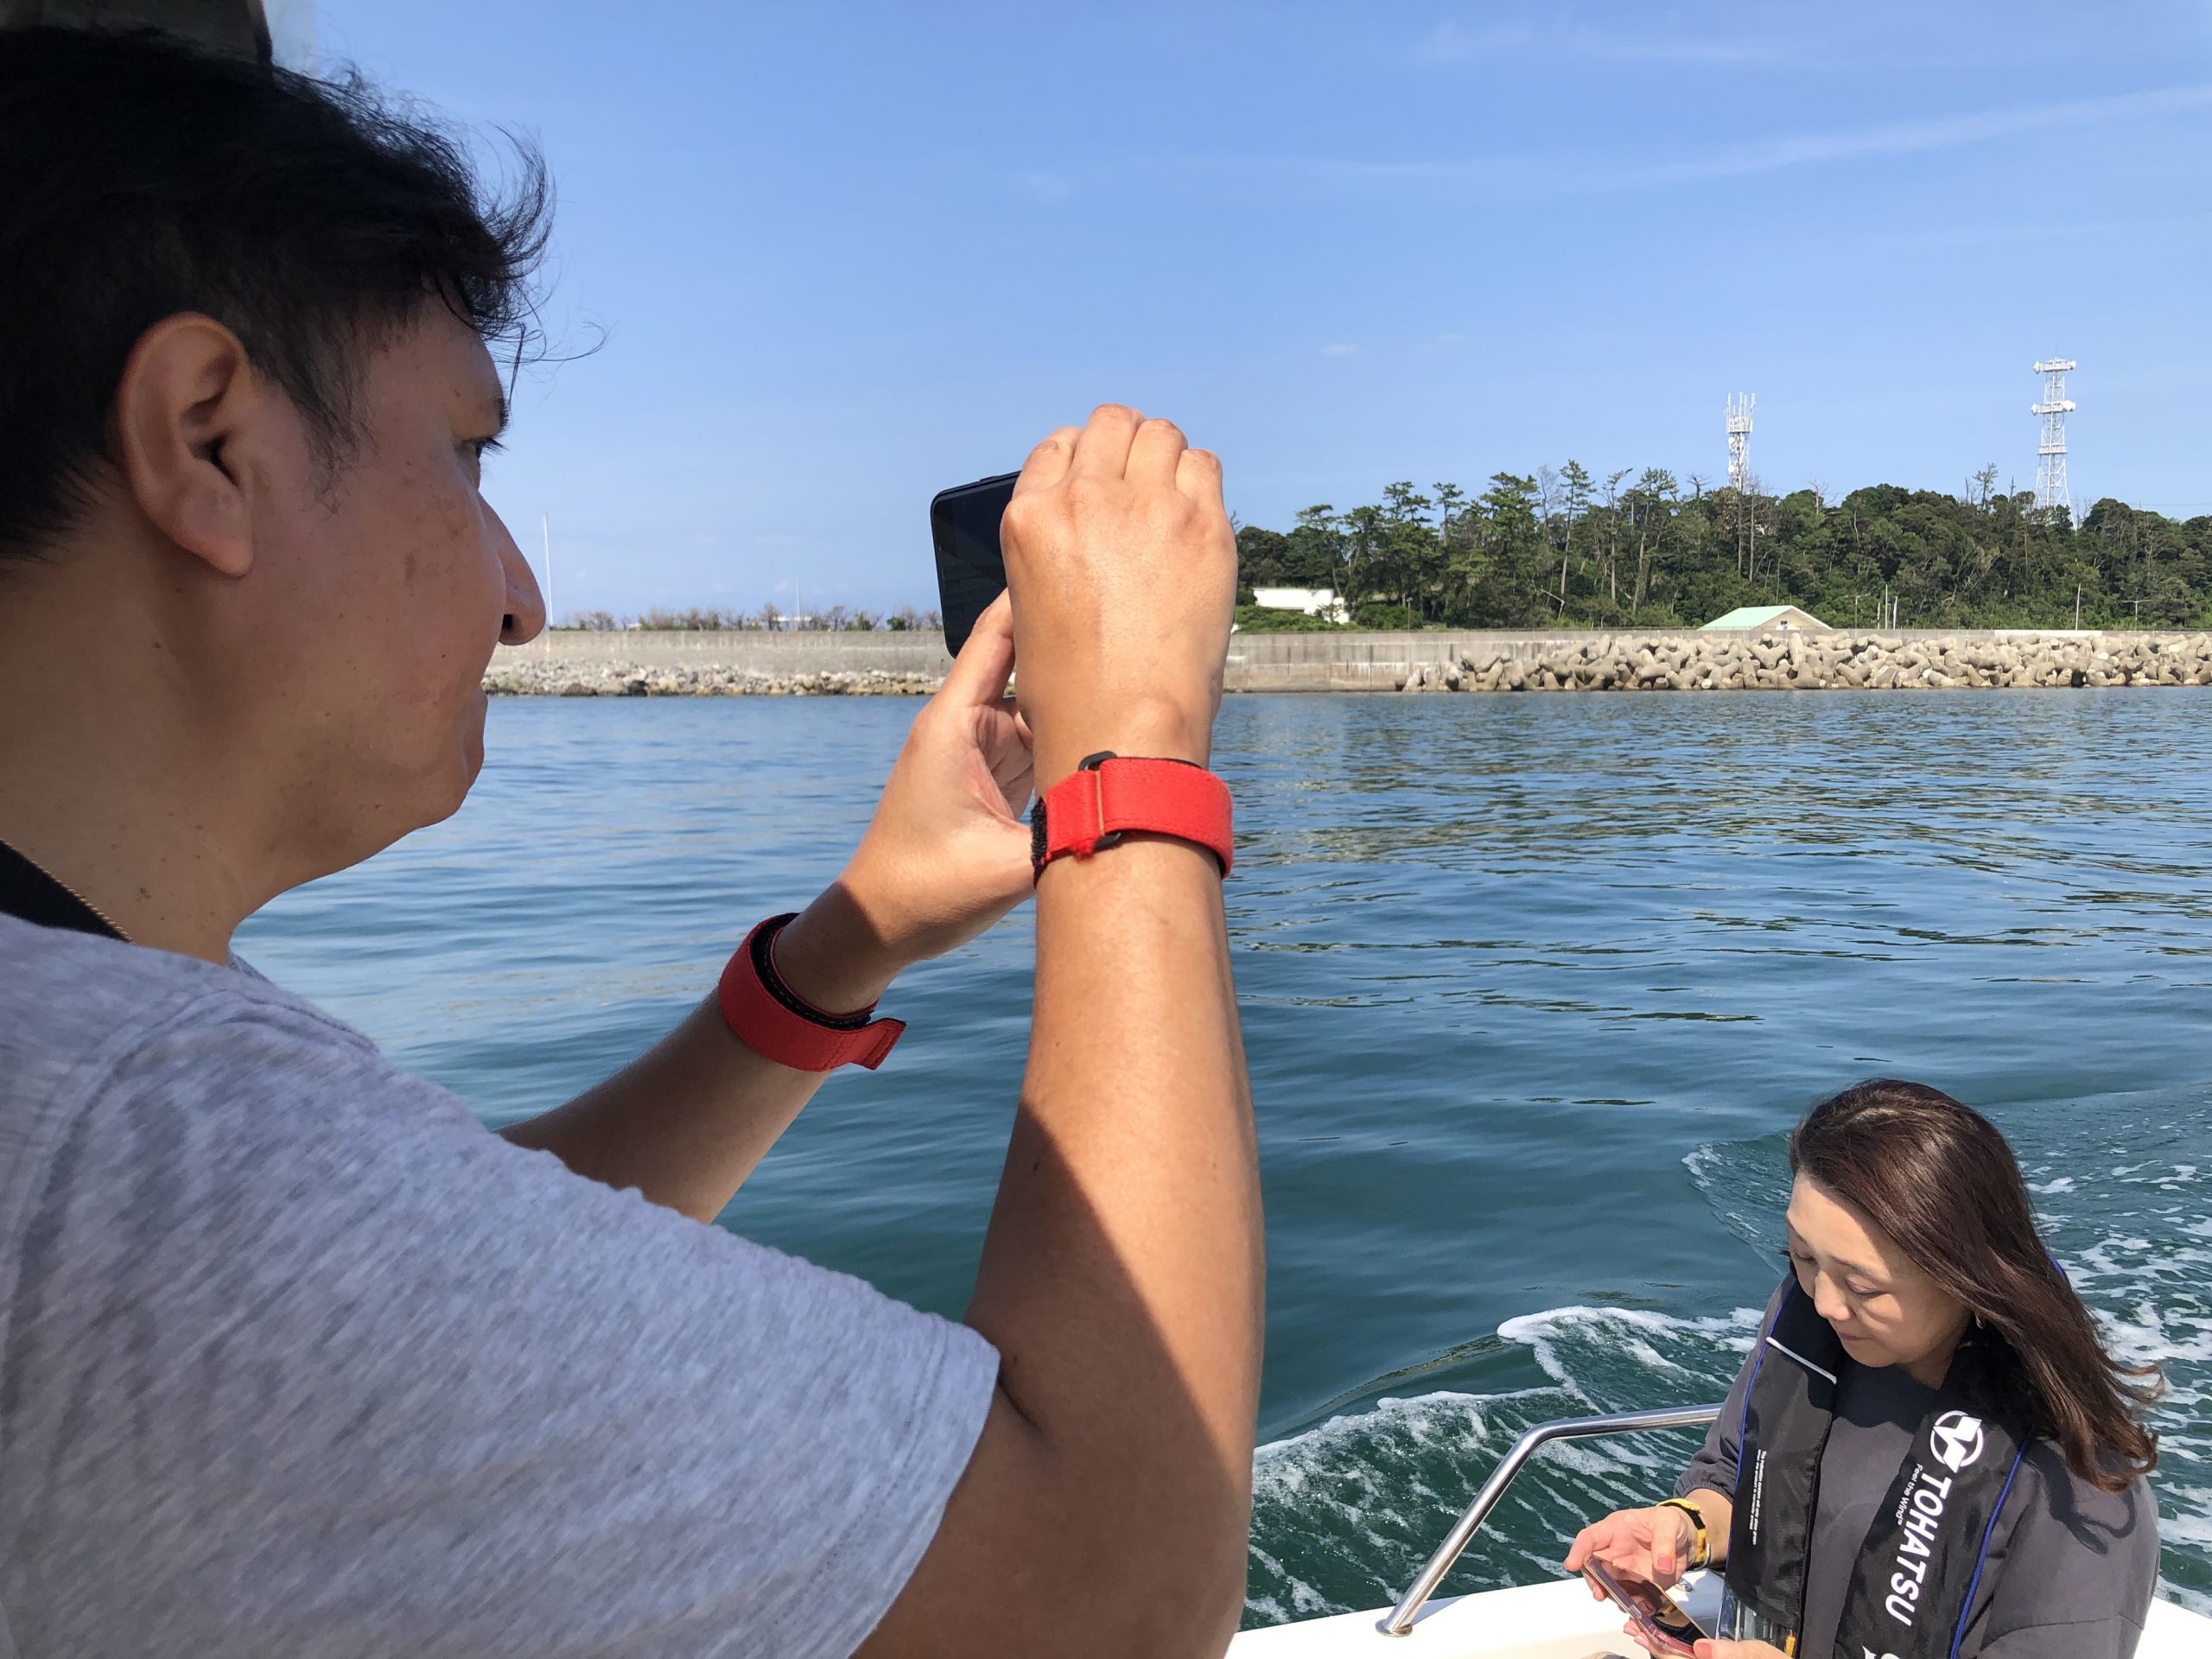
left=1251, top=588, right=1350, bottom=624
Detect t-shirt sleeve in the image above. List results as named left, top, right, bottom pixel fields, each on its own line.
left=0, top=1001, right=1001, bottom=1659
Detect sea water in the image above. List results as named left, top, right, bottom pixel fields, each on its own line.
left=238, top=690, right=2212, bottom=1624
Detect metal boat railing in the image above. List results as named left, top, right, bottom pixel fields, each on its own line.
left=1379, top=1402, right=1726, bottom=1637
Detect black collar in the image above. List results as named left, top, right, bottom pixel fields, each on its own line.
left=0, top=841, right=124, bottom=940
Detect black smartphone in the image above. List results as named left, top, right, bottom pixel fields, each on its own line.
left=931, top=472, right=1020, bottom=657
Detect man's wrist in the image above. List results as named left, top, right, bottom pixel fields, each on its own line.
left=1031, top=696, right=1213, bottom=787
left=1030, top=725, right=1211, bottom=787
left=767, top=884, right=907, bottom=1017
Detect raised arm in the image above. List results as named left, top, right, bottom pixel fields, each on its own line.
left=860, top=405, right=1261, bottom=1658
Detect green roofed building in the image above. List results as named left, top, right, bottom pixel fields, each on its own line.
left=1700, top=604, right=1831, bottom=632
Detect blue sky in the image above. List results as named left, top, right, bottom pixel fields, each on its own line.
left=312, top=2, right=2212, bottom=617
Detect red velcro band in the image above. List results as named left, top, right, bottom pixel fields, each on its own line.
left=1032, top=754, right=1234, bottom=880
left=715, top=913, right=906, bottom=1072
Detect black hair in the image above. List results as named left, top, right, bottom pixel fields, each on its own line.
left=1792, top=1080, right=2160, bottom=1491
left=0, top=25, right=550, bottom=559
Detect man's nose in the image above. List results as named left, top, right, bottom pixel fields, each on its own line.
left=490, top=507, right=546, bottom=645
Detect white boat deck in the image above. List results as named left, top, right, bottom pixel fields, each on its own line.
left=1229, top=1573, right=2212, bottom=1657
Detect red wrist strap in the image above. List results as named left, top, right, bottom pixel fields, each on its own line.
left=716, top=913, right=906, bottom=1071
left=1031, top=753, right=1234, bottom=880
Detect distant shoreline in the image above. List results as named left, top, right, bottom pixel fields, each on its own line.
left=487, top=627, right=2212, bottom=696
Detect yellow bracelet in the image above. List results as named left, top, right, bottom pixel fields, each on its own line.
left=1656, top=1497, right=1709, bottom=1569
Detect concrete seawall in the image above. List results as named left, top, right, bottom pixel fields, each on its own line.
left=486, top=627, right=2212, bottom=696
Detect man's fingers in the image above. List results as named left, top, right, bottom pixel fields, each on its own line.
left=1175, top=444, right=1224, bottom=505
left=1126, top=416, right=1187, bottom=487
left=1068, top=402, right=1144, bottom=479
left=1012, top=427, right=1079, bottom=499
left=940, top=592, right=1016, bottom=707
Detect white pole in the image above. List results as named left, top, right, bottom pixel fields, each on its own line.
left=541, top=512, right=553, bottom=625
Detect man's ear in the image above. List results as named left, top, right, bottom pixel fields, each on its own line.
left=111, top=314, right=265, bottom=580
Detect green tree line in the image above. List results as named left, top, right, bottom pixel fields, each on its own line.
left=1234, top=465, right=2212, bottom=631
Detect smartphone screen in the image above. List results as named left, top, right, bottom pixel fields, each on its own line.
left=931, top=472, right=1020, bottom=657
left=1580, top=1560, right=1707, bottom=1657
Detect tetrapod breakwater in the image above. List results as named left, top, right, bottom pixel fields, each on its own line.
left=1401, top=629, right=2212, bottom=693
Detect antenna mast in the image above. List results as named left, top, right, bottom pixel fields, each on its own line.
left=2031, top=359, right=2075, bottom=517
left=1726, top=393, right=1755, bottom=493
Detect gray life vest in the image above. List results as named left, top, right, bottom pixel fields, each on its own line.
left=1725, top=1276, right=2027, bottom=1659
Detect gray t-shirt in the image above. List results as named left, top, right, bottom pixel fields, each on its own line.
left=1678, top=1284, right=2158, bottom=1659
left=0, top=915, right=999, bottom=1658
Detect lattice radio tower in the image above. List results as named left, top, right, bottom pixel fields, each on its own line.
left=2031, top=359, right=2075, bottom=516
left=1726, top=393, right=1755, bottom=493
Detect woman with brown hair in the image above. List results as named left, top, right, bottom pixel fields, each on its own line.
left=1566, top=1080, right=2163, bottom=1659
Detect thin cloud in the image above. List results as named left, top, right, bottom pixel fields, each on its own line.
left=1020, top=170, right=1072, bottom=202
left=1321, top=342, right=1359, bottom=356
left=1283, top=81, right=2212, bottom=197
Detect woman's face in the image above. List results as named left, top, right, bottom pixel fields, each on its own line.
left=1783, top=1173, right=1971, bottom=1381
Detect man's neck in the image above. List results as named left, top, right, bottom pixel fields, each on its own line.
left=0, top=551, right=271, bottom=963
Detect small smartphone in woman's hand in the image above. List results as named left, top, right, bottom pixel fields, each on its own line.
left=1580, top=1559, right=1710, bottom=1657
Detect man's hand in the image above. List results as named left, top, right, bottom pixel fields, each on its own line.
left=1689, top=1643, right=1787, bottom=1659
left=774, top=594, right=1033, bottom=1013
left=1565, top=1503, right=1700, bottom=1592
left=1000, top=404, right=1236, bottom=786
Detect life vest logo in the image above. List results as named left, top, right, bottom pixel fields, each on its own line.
left=1929, top=1410, right=1986, bottom=1473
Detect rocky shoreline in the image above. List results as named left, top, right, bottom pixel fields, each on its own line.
left=485, top=630, right=2212, bottom=697
left=485, top=660, right=944, bottom=697
left=1402, top=630, right=2212, bottom=693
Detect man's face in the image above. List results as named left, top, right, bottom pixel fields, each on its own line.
left=228, top=302, right=543, bottom=877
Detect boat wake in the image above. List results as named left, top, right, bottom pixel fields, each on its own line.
left=1244, top=1303, right=1758, bottom=1626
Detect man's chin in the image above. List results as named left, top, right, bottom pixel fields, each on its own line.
left=458, top=690, right=488, bottom=790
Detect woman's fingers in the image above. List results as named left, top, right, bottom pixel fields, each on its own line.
left=1564, top=1517, right=1611, bottom=1574
left=1563, top=1524, right=1593, bottom=1573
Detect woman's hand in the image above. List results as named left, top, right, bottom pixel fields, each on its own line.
left=1563, top=1503, right=1700, bottom=1592
left=1616, top=1631, right=1789, bottom=1659
left=772, top=594, right=1034, bottom=1012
